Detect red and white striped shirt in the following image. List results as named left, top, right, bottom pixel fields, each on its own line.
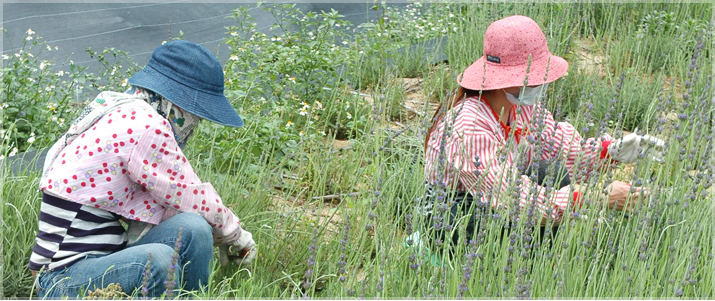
left=424, top=96, right=613, bottom=221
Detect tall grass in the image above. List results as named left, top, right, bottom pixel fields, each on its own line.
left=2, top=2, right=713, bottom=299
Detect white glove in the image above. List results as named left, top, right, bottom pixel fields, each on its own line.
left=608, top=130, right=665, bottom=163
left=219, top=230, right=257, bottom=267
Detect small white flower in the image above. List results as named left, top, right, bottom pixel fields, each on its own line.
left=342, top=40, right=349, bottom=45
left=28, top=53, right=34, bottom=57
left=121, top=78, right=128, bottom=87
left=58, top=118, right=65, bottom=126
left=161, top=40, right=167, bottom=45
left=285, top=121, right=293, bottom=128
left=26, top=36, right=33, bottom=41
left=2, top=54, right=8, bottom=60
left=46, top=45, right=52, bottom=51
left=27, top=133, right=36, bottom=144
left=321, top=131, right=326, bottom=136
left=335, top=23, right=341, bottom=28
left=229, top=55, right=238, bottom=61
left=449, top=13, right=455, bottom=18
left=26, top=29, right=35, bottom=35
left=9, top=147, right=18, bottom=157
left=299, top=109, right=308, bottom=116
left=289, top=77, right=296, bottom=84
left=56, top=70, right=65, bottom=76
left=299, top=131, right=304, bottom=137
left=315, top=101, right=323, bottom=109
left=45, top=86, right=52, bottom=92
left=27, top=77, right=35, bottom=83
left=231, top=31, right=238, bottom=37
left=39, top=61, right=46, bottom=70
left=54, top=46, right=59, bottom=50
left=346, top=112, right=352, bottom=119
left=14, top=53, right=20, bottom=58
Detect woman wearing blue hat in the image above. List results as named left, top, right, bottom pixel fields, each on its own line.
left=30, top=40, right=254, bottom=298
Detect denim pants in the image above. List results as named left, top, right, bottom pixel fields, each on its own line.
left=36, top=212, right=213, bottom=299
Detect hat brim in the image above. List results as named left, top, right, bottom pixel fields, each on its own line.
left=128, top=66, right=244, bottom=128
left=457, top=54, right=569, bottom=91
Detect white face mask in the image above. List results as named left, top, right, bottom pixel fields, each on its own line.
left=505, top=83, right=549, bottom=106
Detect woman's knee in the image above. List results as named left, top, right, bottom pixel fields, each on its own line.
left=174, top=212, right=213, bottom=246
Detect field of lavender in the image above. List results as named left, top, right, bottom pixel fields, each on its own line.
left=2, top=2, right=713, bottom=299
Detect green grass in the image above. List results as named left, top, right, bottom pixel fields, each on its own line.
left=2, top=2, right=713, bottom=299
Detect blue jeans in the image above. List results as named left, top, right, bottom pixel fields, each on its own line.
left=37, top=213, right=213, bottom=299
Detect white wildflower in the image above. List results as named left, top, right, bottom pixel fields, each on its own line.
left=56, top=70, right=65, bottom=76
left=231, top=31, right=238, bottom=37
left=2, top=54, right=8, bottom=60
left=299, top=131, right=304, bottom=137
left=346, top=112, right=352, bottom=119
left=321, top=131, right=326, bottom=136
left=9, top=147, right=18, bottom=157
left=289, top=77, right=296, bottom=84
left=315, top=101, right=323, bottom=109
left=47, top=45, right=52, bottom=51
left=26, top=29, right=35, bottom=35
left=121, top=78, right=128, bottom=87
left=285, top=121, right=293, bottom=128
left=58, top=118, right=65, bottom=126
left=54, top=46, right=59, bottom=50
left=342, top=40, right=349, bottom=45
left=26, top=36, right=33, bottom=41
left=27, top=77, right=35, bottom=83
left=27, top=132, right=36, bottom=144
left=299, top=109, right=308, bottom=116
left=14, top=53, right=20, bottom=58
left=28, top=53, right=34, bottom=57
left=229, top=55, right=238, bottom=61
left=39, top=61, right=46, bottom=70
left=161, top=40, right=167, bottom=45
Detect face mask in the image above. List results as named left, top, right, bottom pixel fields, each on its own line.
left=505, top=83, right=549, bottom=106
left=165, top=102, right=201, bottom=149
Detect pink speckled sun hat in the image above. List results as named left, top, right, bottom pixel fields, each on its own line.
left=457, top=15, right=569, bottom=91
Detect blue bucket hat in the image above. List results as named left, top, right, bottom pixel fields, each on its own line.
left=128, top=40, right=243, bottom=127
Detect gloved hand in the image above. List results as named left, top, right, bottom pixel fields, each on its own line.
left=608, top=130, right=665, bottom=163
left=219, top=230, right=257, bottom=267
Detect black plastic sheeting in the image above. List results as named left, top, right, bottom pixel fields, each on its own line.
left=3, top=2, right=418, bottom=75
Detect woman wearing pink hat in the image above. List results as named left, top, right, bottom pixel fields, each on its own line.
left=419, top=15, right=664, bottom=245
